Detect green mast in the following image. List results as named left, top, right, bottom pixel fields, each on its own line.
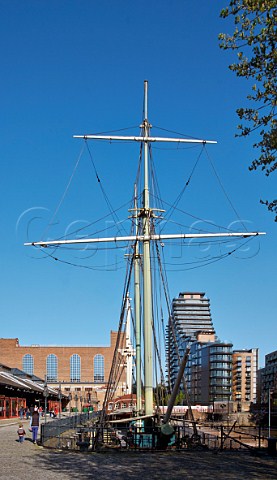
left=141, top=80, right=154, bottom=415
left=134, top=184, right=142, bottom=415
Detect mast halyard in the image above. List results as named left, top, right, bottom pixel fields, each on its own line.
left=25, top=81, right=266, bottom=420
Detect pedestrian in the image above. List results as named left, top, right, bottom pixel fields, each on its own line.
left=17, top=424, right=26, bottom=443
left=25, top=407, right=30, bottom=420
left=126, top=427, right=134, bottom=448
left=30, top=407, right=40, bottom=444
left=19, top=405, right=24, bottom=420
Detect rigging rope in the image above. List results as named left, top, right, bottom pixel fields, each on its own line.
left=154, top=237, right=195, bottom=422
left=152, top=194, right=244, bottom=233
left=41, top=143, right=86, bottom=241
left=203, top=146, right=248, bottom=231
left=98, top=255, right=134, bottom=427
left=160, top=146, right=205, bottom=232
left=85, top=141, right=129, bottom=237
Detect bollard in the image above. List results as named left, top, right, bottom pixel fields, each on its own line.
left=268, top=437, right=277, bottom=456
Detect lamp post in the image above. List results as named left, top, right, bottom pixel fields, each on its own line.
left=80, top=395, right=83, bottom=413
left=58, top=382, right=62, bottom=419
left=212, top=397, right=215, bottom=423
left=268, top=387, right=272, bottom=438
left=68, top=393, right=72, bottom=417
left=88, top=392, right=91, bottom=418
left=43, top=376, right=48, bottom=425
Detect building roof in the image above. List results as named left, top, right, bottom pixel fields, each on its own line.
left=0, top=363, right=61, bottom=397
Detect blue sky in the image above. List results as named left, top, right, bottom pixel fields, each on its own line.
left=1, top=0, right=275, bottom=368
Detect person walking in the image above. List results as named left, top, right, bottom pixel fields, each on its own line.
left=19, top=406, right=24, bottom=420
left=17, top=424, right=26, bottom=443
left=30, top=407, right=40, bottom=444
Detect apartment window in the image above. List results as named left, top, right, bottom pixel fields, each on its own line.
left=94, top=354, right=104, bottom=382
left=46, top=354, right=58, bottom=382
left=22, top=354, right=34, bottom=375
left=70, top=354, right=81, bottom=382
left=210, top=346, right=232, bottom=354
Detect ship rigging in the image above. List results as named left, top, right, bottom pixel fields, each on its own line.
left=25, top=81, right=265, bottom=431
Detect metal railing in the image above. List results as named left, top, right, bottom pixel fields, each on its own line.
left=40, top=412, right=94, bottom=445
left=39, top=419, right=272, bottom=452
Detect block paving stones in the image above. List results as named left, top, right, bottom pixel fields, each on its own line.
left=0, top=419, right=276, bottom=479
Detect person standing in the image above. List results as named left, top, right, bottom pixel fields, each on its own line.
left=17, top=424, right=26, bottom=443
left=31, top=407, right=40, bottom=444
left=19, top=406, right=24, bottom=420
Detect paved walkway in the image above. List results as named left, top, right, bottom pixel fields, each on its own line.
left=0, top=419, right=276, bottom=479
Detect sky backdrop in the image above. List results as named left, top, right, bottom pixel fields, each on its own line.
left=1, top=0, right=276, bottom=368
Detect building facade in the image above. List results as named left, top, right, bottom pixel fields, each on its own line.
left=178, top=333, right=233, bottom=410
left=232, top=349, right=258, bottom=412
left=0, top=332, right=126, bottom=410
left=0, top=363, right=61, bottom=419
left=167, top=292, right=216, bottom=391
left=189, top=337, right=233, bottom=407
left=258, top=349, right=277, bottom=405
left=167, top=292, right=233, bottom=409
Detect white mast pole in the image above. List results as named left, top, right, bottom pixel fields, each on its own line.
left=73, top=135, right=217, bottom=144
left=25, top=231, right=265, bottom=248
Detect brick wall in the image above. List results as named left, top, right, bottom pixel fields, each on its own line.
left=0, top=332, right=119, bottom=383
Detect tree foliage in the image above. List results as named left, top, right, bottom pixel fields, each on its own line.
left=219, top=1, right=277, bottom=220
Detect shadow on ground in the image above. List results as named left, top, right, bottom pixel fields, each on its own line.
left=36, top=449, right=277, bottom=480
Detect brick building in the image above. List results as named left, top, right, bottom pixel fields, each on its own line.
left=232, top=349, right=258, bottom=412
left=0, top=332, right=126, bottom=410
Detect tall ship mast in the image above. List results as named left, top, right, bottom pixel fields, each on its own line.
left=25, top=81, right=265, bottom=427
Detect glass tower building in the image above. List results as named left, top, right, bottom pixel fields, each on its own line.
left=167, top=292, right=233, bottom=406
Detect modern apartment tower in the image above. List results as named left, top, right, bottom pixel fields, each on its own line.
left=167, top=292, right=215, bottom=389
left=171, top=292, right=215, bottom=339
left=167, top=292, right=233, bottom=407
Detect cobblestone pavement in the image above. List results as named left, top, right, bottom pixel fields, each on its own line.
left=1, top=419, right=276, bottom=479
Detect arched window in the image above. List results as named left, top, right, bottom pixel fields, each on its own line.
left=94, top=354, right=104, bottom=382
left=22, top=354, right=34, bottom=375
left=70, top=354, right=81, bottom=382
left=46, top=354, right=58, bottom=382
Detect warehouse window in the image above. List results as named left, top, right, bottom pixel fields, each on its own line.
left=22, top=354, right=34, bottom=375
left=94, top=354, right=104, bottom=382
left=70, top=354, right=81, bottom=382
left=46, top=354, right=58, bottom=382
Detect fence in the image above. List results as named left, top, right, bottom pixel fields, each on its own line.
left=39, top=417, right=271, bottom=452
left=40, top=412, right=93, bottom=446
